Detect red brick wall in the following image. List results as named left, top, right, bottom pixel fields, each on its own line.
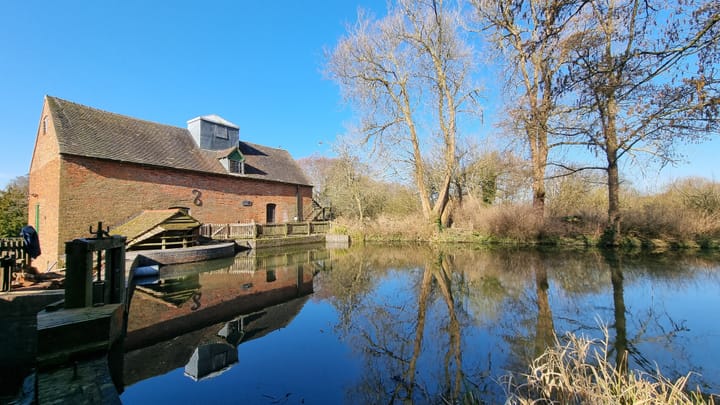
left=27, top=100, right=62, bottom=271
left=55, top=156, right=312, bottom=258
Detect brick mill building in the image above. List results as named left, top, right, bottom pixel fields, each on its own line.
left=28, top=96, right=313, bottom=270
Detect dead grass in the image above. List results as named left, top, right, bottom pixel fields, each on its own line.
left=622, top=196, right=720, bottom=241
left=504, top=327, right=715, bottom=405
left=330, top=178, right=720, bottom=246
left=331, top=213, right=436, bottom=242
left=451, top=200, right=544, bottom=241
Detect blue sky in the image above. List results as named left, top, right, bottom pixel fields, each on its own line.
left=1, top=1, right=717, bottom=191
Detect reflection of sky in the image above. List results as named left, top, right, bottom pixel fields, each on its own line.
left=619, top=273, right=720, bottom=388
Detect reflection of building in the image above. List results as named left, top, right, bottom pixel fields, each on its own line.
left=184, top=342, right=238, bottom=381
left=183, top=299, right=307, bottom=381
left=123, top=248, right=327, bottom=386
left=27, top=96, right=313, bottom=270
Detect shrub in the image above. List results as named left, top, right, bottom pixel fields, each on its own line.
left=452, top=201, right=543, bottom=241
left=621, top=178, right=720, bottom=240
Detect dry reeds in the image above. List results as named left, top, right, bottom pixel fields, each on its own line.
left=504, top=327, right=714, bottom=405
left=451, top=199, right=544, bottom=241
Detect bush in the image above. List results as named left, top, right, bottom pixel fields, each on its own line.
left=329, top=213, right=435, bottom=243
left=451, top=199, right=544, bottom=241
left=621, top=178, right=720, bottom=240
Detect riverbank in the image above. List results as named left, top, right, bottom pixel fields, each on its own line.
left=330, top=215, right=720, bottom=252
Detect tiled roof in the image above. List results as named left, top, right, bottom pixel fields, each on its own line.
left=46, top=96, right=311, bottom=186
left=237, top=141, right=312, bottom=185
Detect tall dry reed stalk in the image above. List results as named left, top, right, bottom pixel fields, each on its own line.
left=504, top=327, right=714, bottom=405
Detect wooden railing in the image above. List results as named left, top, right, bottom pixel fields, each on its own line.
left=199, top=221, right=331, bottom=240
left=0, top=237, right=26, bottom=263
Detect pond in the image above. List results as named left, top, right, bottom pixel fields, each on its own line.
left=119, top=244, right=720, bottom=404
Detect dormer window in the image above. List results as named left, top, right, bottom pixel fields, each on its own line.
left=229, top=159, right=242, bottom=174
left=223, top=147, right=245, bottom=174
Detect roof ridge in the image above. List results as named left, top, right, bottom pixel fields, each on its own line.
left=46, top=95, right=183, bottom=131
left=240, top=140, right=289, bottom=153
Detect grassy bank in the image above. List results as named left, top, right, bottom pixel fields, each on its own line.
left=329, top=199, right=720, bottom=251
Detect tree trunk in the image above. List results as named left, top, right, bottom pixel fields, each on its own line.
left=531, top=140, right=547, bottom=214
left=604, top=86, right=621, bottom=246
left=606, top=153, right=621, bottom=245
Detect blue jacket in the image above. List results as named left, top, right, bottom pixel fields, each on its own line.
left=20, top=225, right=41, bottom=259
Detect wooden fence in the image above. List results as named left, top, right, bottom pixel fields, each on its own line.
left=0, top=237, right=26, bottom=264
left=199, top=221, right=331, bottom=240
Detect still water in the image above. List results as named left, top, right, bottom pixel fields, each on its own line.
left=120, top=244, right=720, bottom=404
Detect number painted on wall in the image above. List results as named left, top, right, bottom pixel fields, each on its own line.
left=192, top=189, right=203, bottom=206
left=190, top=291, right=202, bottom=311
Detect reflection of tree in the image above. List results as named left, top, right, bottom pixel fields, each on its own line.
left=317, top=245, right=720, bottom=400
left=392, top=266, right=431, bottom=402
left=534, top=257, right=555, bottom=358
left=432, top=254, right=462, bottom=401
left=320, top=246, right=470, bottom=403
left=499, top=251, right=557, bottom=371
left=599, top=251, right=710, bottom=383
left=603, top=251, right=628, bottom=374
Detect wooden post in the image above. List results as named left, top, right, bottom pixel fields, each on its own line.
left=1, top=255, right=13, bottom=292
left=107, top=236, right=126, bottom=305
left=64, top=240, right=94, bottom=309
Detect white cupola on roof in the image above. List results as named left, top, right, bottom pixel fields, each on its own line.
left=187, top=115, right=240, bottom=151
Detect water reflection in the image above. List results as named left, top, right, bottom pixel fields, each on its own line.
left=123, top=247, right=326, bottom=387
left=318, top=246, right=720, bottom=401
left=120, top=245, right=720, bottom=403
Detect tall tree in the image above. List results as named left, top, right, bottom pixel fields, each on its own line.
left=562, top=0, right=720, bottom=244
left=471, top=0, right=585, bottom=215
left=327, top=0, right=479, bottom=228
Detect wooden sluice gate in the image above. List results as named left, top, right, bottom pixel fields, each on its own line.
left=34, top=223, right=128, bottom=404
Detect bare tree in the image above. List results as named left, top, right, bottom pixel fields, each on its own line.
left=560, top=0, right=720, bottom=244
left=471, top=0, right=586, bottom=215
left=326, top=0, right=480, bottom=228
